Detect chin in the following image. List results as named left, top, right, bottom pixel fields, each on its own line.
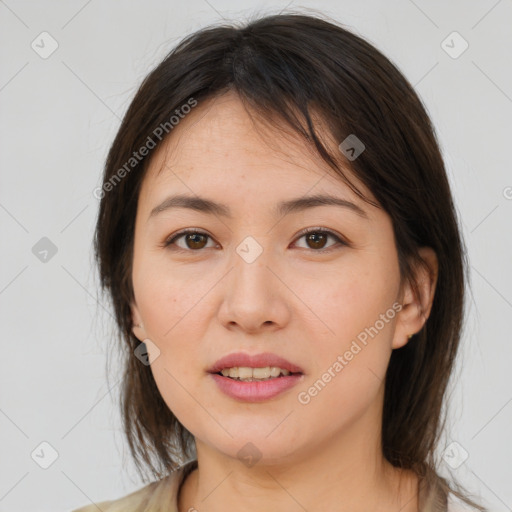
left=199, top=429, right=307, bottom=468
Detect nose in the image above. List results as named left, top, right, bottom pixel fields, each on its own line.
left=216, top=246, right=292, bottom=334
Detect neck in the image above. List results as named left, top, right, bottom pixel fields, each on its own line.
left=178, top=423, right=419, bottom=512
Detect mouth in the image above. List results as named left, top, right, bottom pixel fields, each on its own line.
left=207, top=352, right=304, bottom=402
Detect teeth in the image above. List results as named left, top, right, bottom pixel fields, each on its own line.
left=238, top=366, right=253, bottom=379
left=220, top=366, right=291, bottom=380
left=253, top=367, right=270, bottom=379
left=269, top=367, right=282, bottom=378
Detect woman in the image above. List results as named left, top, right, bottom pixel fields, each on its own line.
left=74, top=12, right=487, bottom=512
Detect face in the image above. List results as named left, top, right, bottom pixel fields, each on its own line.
left=130, top=90, right=424, bottom=465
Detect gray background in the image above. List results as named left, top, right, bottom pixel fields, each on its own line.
left=0, top=1, right=511, bottom=511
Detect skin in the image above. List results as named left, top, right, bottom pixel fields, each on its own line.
left=130, top=89, right=438, bottom=512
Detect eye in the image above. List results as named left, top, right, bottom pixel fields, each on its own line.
left=164, top=230, right=217, bottom=251
left=293, top=228, right=347, bottom=252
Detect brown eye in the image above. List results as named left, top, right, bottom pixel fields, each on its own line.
left=294, top=229, right=345, bottom=252
left=164, top=230, right=215, bottom=251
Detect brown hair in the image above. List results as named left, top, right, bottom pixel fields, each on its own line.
left=94, top=11, right=485, bottom=511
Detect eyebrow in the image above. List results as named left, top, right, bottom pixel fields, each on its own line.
left=148, top=193, right=369, bottom=221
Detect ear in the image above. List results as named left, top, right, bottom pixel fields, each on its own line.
left=130, top=300, right=146, bottom=340
left=393, top=247, right=438, bottom=349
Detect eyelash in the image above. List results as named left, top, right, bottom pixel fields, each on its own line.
left=163, top=227, right=348, bottom=254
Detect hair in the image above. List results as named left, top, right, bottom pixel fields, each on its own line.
left=93, top=10, right=486, bottom=511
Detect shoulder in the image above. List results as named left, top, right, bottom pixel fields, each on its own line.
left=70, top=481, right=158, bottom=512
left=70, top=459, right=198, bottom=512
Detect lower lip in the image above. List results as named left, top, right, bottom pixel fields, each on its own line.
left=210, top=373, right=304, bottom=402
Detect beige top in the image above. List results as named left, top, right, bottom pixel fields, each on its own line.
left=71, top=459, right=473, bottom=512
left=71, top=459, right=198, bottom=512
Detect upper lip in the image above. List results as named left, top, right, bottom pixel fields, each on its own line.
left=208, top=352, right=304, bottom=374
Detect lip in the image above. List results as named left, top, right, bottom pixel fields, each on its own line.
left=207, top=352, right=304, bottom=403
left=210, top=373, right=304, bottom=402
left=208, top=351, right=304, bottom=375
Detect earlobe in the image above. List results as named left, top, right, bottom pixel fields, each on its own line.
left=392, top=247, right=438, bottom=349
left=130, top=301, right=145, bottom=339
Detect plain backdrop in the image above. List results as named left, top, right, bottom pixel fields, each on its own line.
left=0, top=1, right=511, bottom=511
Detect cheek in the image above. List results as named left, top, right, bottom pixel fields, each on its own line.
left=132, top=260, right=214, bottom=421
left=303, top=256, right=399, bottom=346
left=133, top=258, right=209, bottom=339
left=295, top=292, right=394, bottom=435
left=136, top=286, right=206, bottom=432
left=293, top=254, right=398, bottom=410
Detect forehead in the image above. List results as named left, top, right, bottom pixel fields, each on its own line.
left=139, top=91, right=375, bottom=210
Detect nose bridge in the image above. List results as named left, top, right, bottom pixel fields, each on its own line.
left=231, top=234, right=276, bottom=299
left=217, top=234, right=290, bottom=330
